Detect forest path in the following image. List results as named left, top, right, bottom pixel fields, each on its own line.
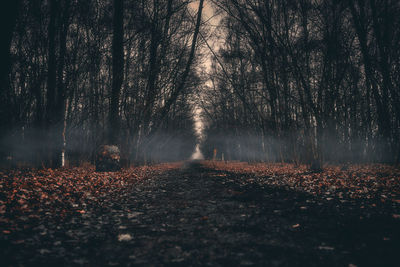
left=4, top=161, right=399, bottom=266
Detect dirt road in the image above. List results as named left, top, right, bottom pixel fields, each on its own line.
left=3, top=161, right=399, bottom=266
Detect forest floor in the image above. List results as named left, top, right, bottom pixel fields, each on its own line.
left=1, top=161, right=400, bottom=266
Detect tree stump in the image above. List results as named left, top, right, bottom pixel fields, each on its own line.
left=309, top=160, right=323, bottom=173
left=95, top=145, right=121, bottom=172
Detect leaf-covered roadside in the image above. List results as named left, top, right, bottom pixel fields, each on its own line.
left=203, top=161, right=400, bottom=206
left=0, top=163, right=182, bottom=236
left=1, top=161, right=399, bottom=266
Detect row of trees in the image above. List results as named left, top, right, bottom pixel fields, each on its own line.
left=201, top=0, right=400, bottom=164
left=0, top=0, right=205, bottom=167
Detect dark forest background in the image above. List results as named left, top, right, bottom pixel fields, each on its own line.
left=200, top=0, right=400, bottom=165
left=0, top=0, right=205, bottom=168
left=0, top=0, right=399, bottom=168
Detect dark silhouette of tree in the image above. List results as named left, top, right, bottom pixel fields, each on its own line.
left=109, top=0, right=124, bottom=145
left=3, top=0, right=398, bottom=167
left=201, top=0, right=400, bottom=164
left=0, top=0, right=205, bottom=167
left=0, top=0, right=21, bottom=160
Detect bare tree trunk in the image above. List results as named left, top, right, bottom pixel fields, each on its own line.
left=61, top=99, right=69, bottom=167
left=45, top=0, right=58, bottom=168
left=0, top=1, right=19, bottom=94
left=44, top=0, right=71, bottom=168
left=0, top=0, right=20, bottom=161
left=109, top=0, right=124, bottom=145
left=55, top=0, right=70, bottom=168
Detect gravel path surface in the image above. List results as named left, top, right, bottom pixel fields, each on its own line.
left=3, top=161, right=399, bottom=266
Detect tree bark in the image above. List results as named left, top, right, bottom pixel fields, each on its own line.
left=55, top=0, right=71, bottom=167
left=348, top=0, right=392, bottom=161
left=0, top=0, right=20, bottom=160
left=109, top=0, right=124, bottom=145
left=0, top=0, right=19, bottom=92
left=45, top=0, right=58, bottom=167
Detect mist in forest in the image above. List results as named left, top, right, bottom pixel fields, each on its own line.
left=197, top=1, right=400, bottom=164
left=199, top=131, right=398, bottom=164
left=0, top=126, right=198, bottom=167
left=191, top=144, right=204, bottom=160
left=1, top=0, right=400, bottom=167
left=0, top=0, right=206, bottom=168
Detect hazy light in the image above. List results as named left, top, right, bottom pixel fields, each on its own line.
left=191, top=144, right=204, bottom=160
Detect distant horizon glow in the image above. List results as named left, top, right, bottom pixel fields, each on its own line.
left=191, top=144, right=204, bottom=160
left=189, top=0, right=218, bottom=161
left=191, top=106, right=204, bottom=160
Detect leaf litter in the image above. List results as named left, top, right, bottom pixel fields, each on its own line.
left=1, top=161, right=399, bottom=266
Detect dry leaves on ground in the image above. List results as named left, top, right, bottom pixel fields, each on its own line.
left=0, top=162, right=182, bottom=234
left=203, top=161, right=400, bottom=203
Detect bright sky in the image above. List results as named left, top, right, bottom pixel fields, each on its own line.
left=189, top=0, right=223, bottom=157
left=189, top=0, right=214, bottom=20
left=188, top=0, right=225, bottom=77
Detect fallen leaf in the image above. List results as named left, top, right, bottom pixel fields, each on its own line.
left=118, top=233, right=132, bottom=242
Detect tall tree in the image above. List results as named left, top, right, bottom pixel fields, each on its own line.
left=0, top=1, right=21, bottom=159
left=0, top=1, right=20, bottom=93
left=1, top=0, right=204, bottom=166
left=44, top=0, right=58, bottom=167
left=44, top=0, right=71, bottom=168
left=109, top=0, right=124, bottom=145
left=155, top=0, right=204, bottom=126
left=201, top=0, right=400, bottom=163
